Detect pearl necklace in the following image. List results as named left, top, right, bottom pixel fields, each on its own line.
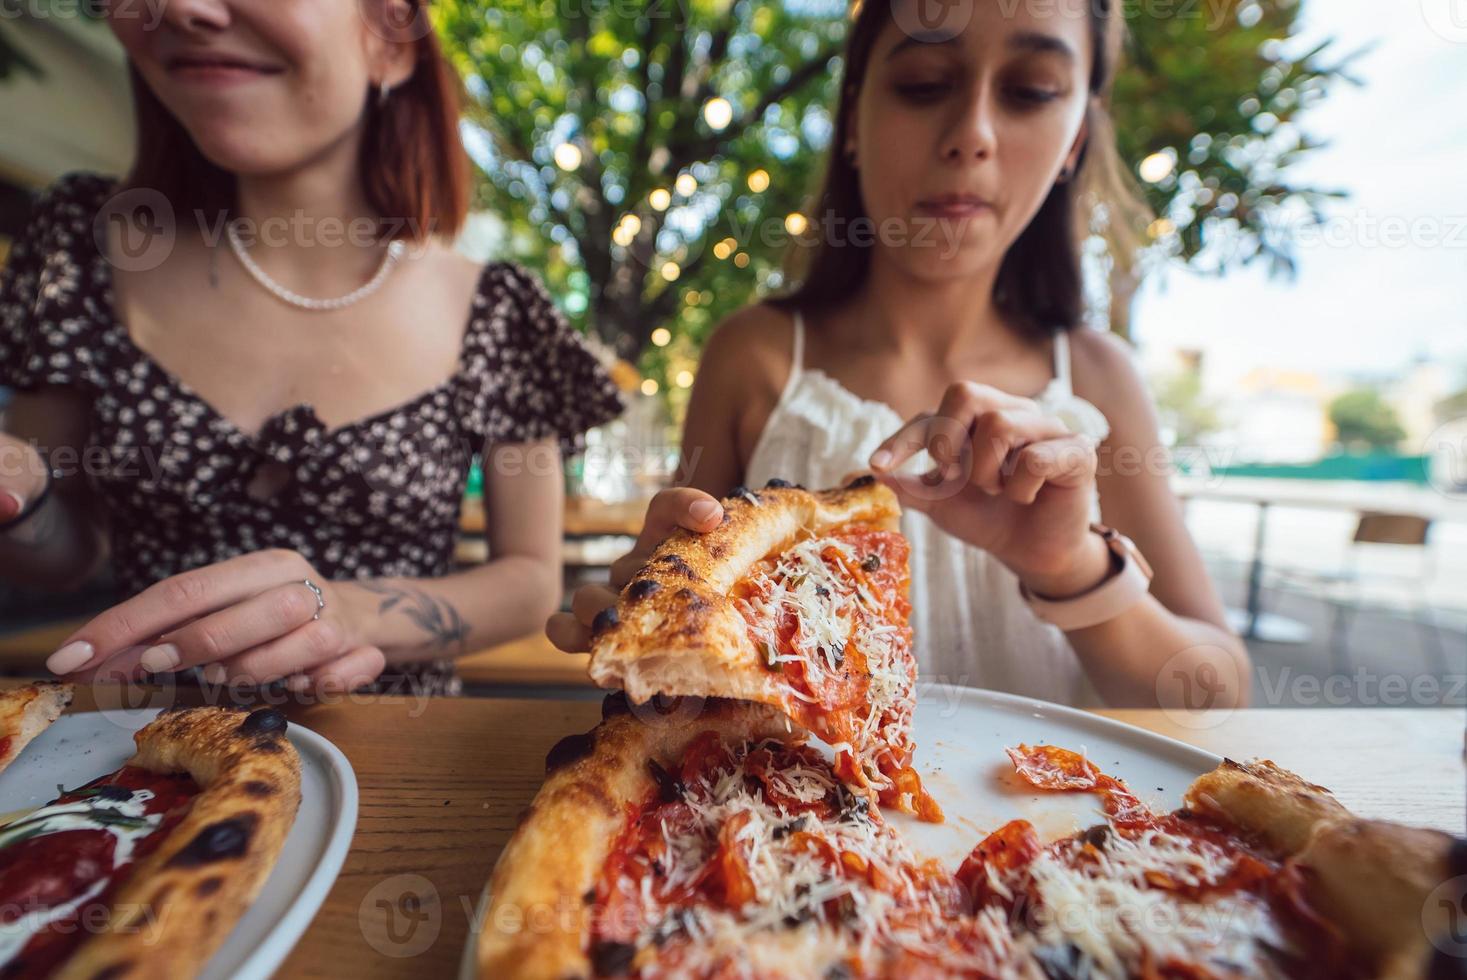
left=225, top=221, right=407, bottom=312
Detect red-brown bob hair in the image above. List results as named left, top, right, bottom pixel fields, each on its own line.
left=124, top=0, right=469, bottom=241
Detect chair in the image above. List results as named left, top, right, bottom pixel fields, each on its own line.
left=1269, top=511, right=1446, bottom=675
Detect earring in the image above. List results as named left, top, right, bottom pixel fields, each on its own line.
left=1057, top=166, right=1074, bottom=184
left=378, top=81, right=393, bottom=107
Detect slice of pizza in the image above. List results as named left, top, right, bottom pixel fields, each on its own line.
left=0, top=682, right=73, bottom=775
left=0, top=705, right=301, bottom=979
left=477, top=694, right=1033, bottom=979
left=956, top=744, right=1461, bottom=979
left=589, top=477, right=940, bottom=821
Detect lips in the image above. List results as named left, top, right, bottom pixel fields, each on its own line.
left=915, top=194, right=996, bottom=218
left=165, top=53, right=284, bottom=79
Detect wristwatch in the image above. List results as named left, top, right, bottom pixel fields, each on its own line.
left=1020, top=523, right=1154, bottom=631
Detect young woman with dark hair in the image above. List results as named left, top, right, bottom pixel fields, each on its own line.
left=0, top=0, right=622, bottom=695
left=551, top=0, right=1250, bottom=708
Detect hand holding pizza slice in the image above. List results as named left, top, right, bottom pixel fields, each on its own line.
left=587, top=477, right=941, bottom=821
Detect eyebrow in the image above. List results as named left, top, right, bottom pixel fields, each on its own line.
left=885, top=29, right=1077, bottom=63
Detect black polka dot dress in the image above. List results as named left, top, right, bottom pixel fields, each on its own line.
left=1, top=174, right=625, bottom=695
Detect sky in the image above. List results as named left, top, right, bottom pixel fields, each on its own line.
left=1129, top=0, right=1467, bottom=391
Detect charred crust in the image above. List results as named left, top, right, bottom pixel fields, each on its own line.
left=591, top=606, right=620, bottom=635
left=763, top=478, right=795, bottom=488
left=672, top=588, right=708, bottom=612
left=545, top=731, right=596, bottom=773
left=727, top=484, right=749, bottom=499
left=601, top=690, right=631, bottom=719
left=195, top=876, right=224, bottom=897
left=252, top=739, right=285, bottom=754
left=845, top=474, right=876, bottom=489
left=237, top=707, right=288, bottom=737
left=242, top=780, right=277, bottom=798
left=89, top=965, right=134, bottom=980
left=655, top=554, right=699, bottom=579
left=168, top=814, right=258, bottom=867
left=626, top=579, right=662, bottom=601
left=1448, top=836, right=1467, bottom=878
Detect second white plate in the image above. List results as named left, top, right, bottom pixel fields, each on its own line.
left=0, top=707, right=358, bottom=980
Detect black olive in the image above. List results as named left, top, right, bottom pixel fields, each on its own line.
left=814, top=585, right=830, bottom=598
left=1082, top=824, right=1109, bottom=849
left=727, top=484, right=749, bottom=499
left=589, top=939, right=636, bottom=976
left=645, top=759, right=684, bottom=804
left=861, top=554, right=881, bottom=572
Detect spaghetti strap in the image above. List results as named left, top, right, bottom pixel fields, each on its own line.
left=790, top=311, right=806, bottom=378
left=1051, top=330, right=1073, bottom=395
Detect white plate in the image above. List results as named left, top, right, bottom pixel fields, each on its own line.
left=458, top=686, right=1220, bottom=977
left=0, top=707, right=358, bottom=980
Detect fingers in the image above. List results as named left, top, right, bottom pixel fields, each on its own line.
left=144, top=581, right=321, bottom=674
left=546, top=582, right=619, bottom=654
left=48, top=549, right=310, bottom=675
left=1001, top=435, right=1099, bottom=504
left=201, top=618, right=345, bottom=685
left=545, top=611, right=590, bottom=654
left=609, top=487, right=723, bottom=588
left=968, top=409, right=1070, bottom=495
left=287, top=646, right=387, bottom=695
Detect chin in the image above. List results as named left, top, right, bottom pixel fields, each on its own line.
left=187, top=128, right=302, bottom=180
left=887, top=246, right=994, bottom=285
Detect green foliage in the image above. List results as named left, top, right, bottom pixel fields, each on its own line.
left=1328, top=388, right=1406, bottom=451
left=1152, top=367, right=1222, bottom=446
left=1115, top=0, right=1364, bottom=276
left=437, top=0, right=1358, bottom=387
left=438, top=0, right=846, bottom=371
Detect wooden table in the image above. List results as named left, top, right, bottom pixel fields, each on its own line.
left=458, top=495, right=649, bottom=538
left=23, top=685, right=1462, bottom=977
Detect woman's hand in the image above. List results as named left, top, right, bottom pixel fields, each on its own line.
left=870, top=382, right=1111, bottom=599
left=546, top=487, right=724, bottom=653
left=45, top=549, right=387, bottom=692
left=0, top=433, right=49, bottom=525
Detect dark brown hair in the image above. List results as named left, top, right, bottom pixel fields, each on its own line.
left=125, top=0, right=469, bottom=241
left=775, top=0, right=1149, bottom=335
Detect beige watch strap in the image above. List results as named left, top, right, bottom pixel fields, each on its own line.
left=1020, top=525, right=1154, bottom=631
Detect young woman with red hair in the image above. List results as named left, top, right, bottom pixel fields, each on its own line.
left=0, top=0, right=621, bottom=695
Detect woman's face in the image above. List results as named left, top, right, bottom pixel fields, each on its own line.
left=851, top=0, right=1093, bottom=284
left=108, top=0, right=409, bottom=178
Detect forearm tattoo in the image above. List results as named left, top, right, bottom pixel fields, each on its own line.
left=359, top=581, right=470, bottom=657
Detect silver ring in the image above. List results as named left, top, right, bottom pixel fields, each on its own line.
left=301, top=579, right=326, bottom=621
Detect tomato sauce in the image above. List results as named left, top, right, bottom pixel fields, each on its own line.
left=0, top=766, right=199, bottom=978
